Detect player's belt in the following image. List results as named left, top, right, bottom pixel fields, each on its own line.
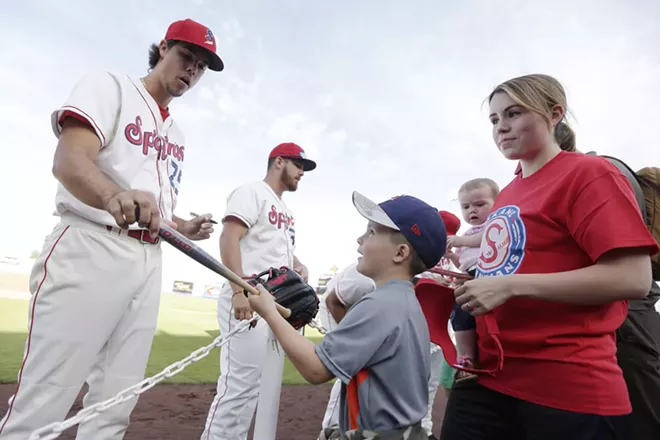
left=105, top=226, right=160, bottom=244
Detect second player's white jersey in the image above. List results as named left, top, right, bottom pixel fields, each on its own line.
left=318, top=262, right=376, bottom=332
left=51, top=71, right=185, bottom=227
left=418, top=254, right=457, bottom=281
left=223, top=180, right=296, bottom=283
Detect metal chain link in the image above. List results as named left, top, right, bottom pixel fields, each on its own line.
left=28, top=316, right=258, bottom=440
left=308, top=318, right=327, bottom=335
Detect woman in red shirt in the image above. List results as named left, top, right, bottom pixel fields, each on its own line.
left=439, top=74, right=659, bottom=440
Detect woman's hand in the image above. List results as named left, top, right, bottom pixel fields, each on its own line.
left=454, top=276, right=517, bottom=316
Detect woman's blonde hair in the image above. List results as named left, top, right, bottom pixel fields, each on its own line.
left=487, top=74, right=576, bottom=152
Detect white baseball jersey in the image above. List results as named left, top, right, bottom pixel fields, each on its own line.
left=50, top=71, right=185, bottom=227
left=318, top=262, right=376, bottom=332
left=418, top=255, right=457, bottom=281
left=223, top=180, right=296, bottom=281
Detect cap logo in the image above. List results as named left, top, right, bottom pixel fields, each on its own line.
left=299, top=152, right=306, bottom=158
left=411, top=224, right=421, bottom=236
left=204, top=29, right=214, bottom=46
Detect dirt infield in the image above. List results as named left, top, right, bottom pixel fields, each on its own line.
left=0, top=383, right=447, bottom=439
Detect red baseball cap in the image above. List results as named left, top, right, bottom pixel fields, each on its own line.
left=165, top=19, right=224, bottom=72
left=439, top=210, right=461, bottom=235
left=269, top=142, right=317, bottom=172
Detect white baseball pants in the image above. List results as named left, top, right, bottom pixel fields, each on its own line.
left=318, top=301, right=342, bottom=431
left=320, top=379, right=342, bottom=430
left=421, top=343, right=443, bottom=434
left=0, top=212, right=162, bottom=440
left=200, top=291, right=270, bottom=440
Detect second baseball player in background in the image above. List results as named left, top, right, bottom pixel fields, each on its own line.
left=201, top=142, right=317, bottom=440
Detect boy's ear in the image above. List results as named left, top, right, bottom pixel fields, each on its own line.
left=392, top=243, right=412, bottom=265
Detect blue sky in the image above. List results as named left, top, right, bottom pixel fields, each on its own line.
left=2, top=0, right=659, bottom=290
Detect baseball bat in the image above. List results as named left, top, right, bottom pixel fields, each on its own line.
left=427, top=267, right=474, bottom=280
left=157, top=222, right=292, bottom=318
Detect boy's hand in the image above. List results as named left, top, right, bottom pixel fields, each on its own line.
left=247, top=284, right=279, bottom=320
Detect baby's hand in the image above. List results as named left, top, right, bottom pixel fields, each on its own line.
left=447, top=235, right=463, bottom=249
left=425, top=273, right=453, bottom=286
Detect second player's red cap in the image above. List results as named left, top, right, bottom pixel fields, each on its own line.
left=438, top=210, right=461, bottom=235
left=269, top=142, right=317, bottom=172
left=165, top=19, right=224, bottom=72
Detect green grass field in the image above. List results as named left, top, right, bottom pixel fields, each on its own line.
left=0, top=293, right=324, bottom=385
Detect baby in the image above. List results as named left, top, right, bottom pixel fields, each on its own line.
left=445, top=178, right=499, bottom=379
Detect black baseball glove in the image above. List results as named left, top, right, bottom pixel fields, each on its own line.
left=246, top=267, right=320, bottom=330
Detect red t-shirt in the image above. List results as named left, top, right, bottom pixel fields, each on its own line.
left=475, top=151, right=659, bottom=416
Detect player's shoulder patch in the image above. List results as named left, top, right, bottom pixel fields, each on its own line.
left=476, top=205, right=526, bottom=278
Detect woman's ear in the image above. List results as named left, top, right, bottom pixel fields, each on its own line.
left=550, top=104, right=566, bottom=128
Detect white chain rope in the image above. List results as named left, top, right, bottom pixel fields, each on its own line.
left=28, top=316, right=259, bottom=440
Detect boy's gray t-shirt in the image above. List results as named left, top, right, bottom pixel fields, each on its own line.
left=315, top=279, right=431, bottom=433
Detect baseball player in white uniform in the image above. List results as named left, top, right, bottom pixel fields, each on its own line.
left=0, top=19, right=222, bottom=440
left=316, top=262, right=377, bottom=436
left=201, top=142, right=316, bottom=440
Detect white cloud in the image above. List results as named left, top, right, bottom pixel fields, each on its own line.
left=214, top=94, right=234, bottom=114
left=197, top=86, right=215, bottom=101
left=266, top=113, right=328, bottom=159
left=220, top=18, right=246, bottom=45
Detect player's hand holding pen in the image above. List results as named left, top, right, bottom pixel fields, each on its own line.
left=180, top=212, right=215, bottom=241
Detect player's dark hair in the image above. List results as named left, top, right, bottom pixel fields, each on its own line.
left=148, top=40, right=180, bottom=71
left=389, top=232, right=427, bottom=277
left=267, top=157, right=276, bottom=171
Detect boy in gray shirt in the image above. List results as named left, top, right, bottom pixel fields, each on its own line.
left=248, top=191, right=448, bottom=439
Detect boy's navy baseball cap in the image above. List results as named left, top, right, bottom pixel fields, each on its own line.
left=352, top=191, right=447, bottom=269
